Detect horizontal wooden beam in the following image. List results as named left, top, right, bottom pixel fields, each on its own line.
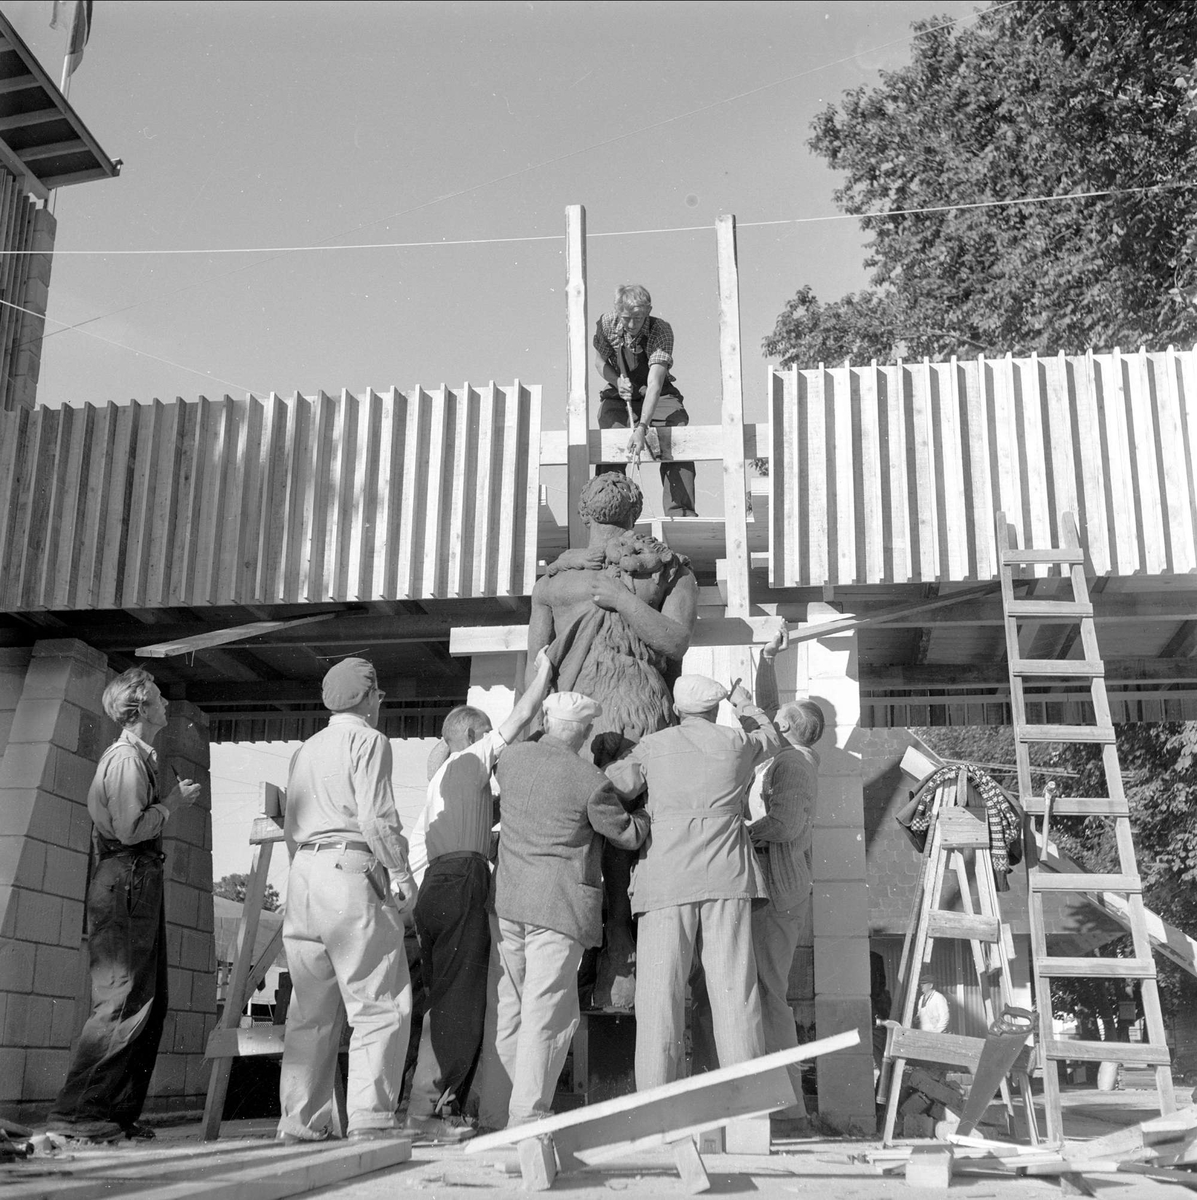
left=863, top=658, right=1197, bottom=688
left=17, top=136, right=86, bottom=162
left=539, top=422, right=763, bottom=466
left=0, top=107, right=61, bottom=132
left=183, top=676, right=466, bottom=705
left=136, top=612, right=345, bottom=658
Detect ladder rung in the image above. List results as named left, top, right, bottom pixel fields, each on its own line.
left=1023, top=796, right=1129, bottom=817
left=925, top=911, right=1001, bottom=943
left=1043, top=1039, right=1172, bottom=1066
left=1011, top=658, right=1104, bottom=678
left=1006, top=599, right=1092, bottom=618
left=1017, top=724, right=1115, bottom=743
left=1001, top=547, right=1085, bottom=565
left=1029, top=870, right=1142, bottom=892
left=1036, top=957, right=1155, bottom=979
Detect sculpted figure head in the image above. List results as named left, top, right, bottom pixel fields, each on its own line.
left=579, top=473, right=643, bottom=530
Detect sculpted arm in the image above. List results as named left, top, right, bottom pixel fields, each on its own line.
left=588, top=567, right=697, bottom=660
left=525, top=580, right=555, bottom=690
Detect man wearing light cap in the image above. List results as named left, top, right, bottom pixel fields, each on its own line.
left=474, top=691, right=651, bottom=1129
left=915, top=972, right=950, bottom=1033
left=606, top=674, right=782, bottom=1090
left=277, top=657, right=416, bottom=1143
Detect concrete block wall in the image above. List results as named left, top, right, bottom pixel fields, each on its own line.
left=0, top=643, right=216, bottom=1122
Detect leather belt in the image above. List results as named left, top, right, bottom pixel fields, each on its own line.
left=297, top=840, right=371, bottom=854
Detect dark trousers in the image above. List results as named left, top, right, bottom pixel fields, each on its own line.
left=596, top=394, right=697, bottom=516
left=50, top=851, right=168, bottom=1133
left=413, top=853, right=490, bottom=1115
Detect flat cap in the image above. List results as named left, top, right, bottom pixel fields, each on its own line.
left=543, top=691, right=603, bottom=723
left=322, top=657, right=377, bottom=712
left=673, top=675, right=728, bottom=714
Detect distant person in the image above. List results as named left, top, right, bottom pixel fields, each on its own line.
left=915, top=972, right=950, bottom=1033
left=475, top=691, right=650, bottom=1130
left=593, top=283, right=697, bottom=517
left=277, top=657, right=415, bottom=1143
left=404, top=649, right=555, bottom=1142
left=48, top=668, right=202, bottom=1144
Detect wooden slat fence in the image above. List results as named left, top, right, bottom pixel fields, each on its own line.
left=769, top=347, right=1197, bottom=586
left=0, top=383, right=542, bottom=610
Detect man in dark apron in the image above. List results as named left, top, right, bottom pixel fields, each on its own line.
left=592, top=284, right=698, bottom=517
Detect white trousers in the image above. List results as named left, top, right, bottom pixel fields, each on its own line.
left=475, top=915, right=583, bottom=1129
left=635, top=899, right=764, bottom=1091
left=278, top=848, right=411, bottom=1137
left=752, top=895, right=809, bottom=1118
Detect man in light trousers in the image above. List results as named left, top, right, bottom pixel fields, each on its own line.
left=475, top=692, right=650, bottom=1129
left=277, top=658, right=417, bottom=1142
left=606, top=674, right=781, bottom=1089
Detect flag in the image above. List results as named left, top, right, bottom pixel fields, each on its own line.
left=50, top=0, right=92, bottom=80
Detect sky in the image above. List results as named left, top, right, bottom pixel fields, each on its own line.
left=5, top=0, right=983, bottom=892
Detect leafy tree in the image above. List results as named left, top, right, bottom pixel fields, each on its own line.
left=214, top=872, right=280, bottom=912
left=766, top=1, right=1197, bottom=367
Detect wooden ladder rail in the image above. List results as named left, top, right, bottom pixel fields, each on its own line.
left=881, top=770, right=1036, bottom=1145
left=996, top=510, right=1176, bottom=1147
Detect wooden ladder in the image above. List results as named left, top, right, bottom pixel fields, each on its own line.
left=880, top=767, right=1036, bottom=1144
left=996, top=510, right=1175, bottom=1146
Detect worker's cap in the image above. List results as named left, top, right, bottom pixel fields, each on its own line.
left=543, top=691, right=602, bottom=723
left=918, top=971, right=936, bottom=985
left=673, top=675, right=728, bottom=714
left=321, top=657, right=378, bottom=712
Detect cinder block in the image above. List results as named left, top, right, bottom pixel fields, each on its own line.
left=53, top=749, right=99, bottom=804
left=0, top=742, right=53, bottom=789
left=814, top=776, right=864, bottom=826
left=813, top=935, right=870, bottom=996
left=59, top=898, right=85, bottom=946
left=67, top=800, right=93, bottom=852
left=815, top=1050, right=877, bottom=1136
left=148, top=1051, right=187, bottom=1097
left=14, top=889, right=63, bottom=945
left=0, top=1047, right=26, bottom=1101
left=195, top=897, right=214, bottom=933
left=7, top=699, right=76, bottom=749
left=25, top=995, right=55, bottom=1047
left=814, top=883, right=869, bottom=937
left=811, top=827, right=866, bottom=881
left=166, top=882, right=199, bottom=930
left=180, top=927, right=212, bottom=973
left=0, top=836, right=46, bottom=890
left=191, top=973, right=216, bottom=1014
left=0, top=712, right=13, bottom=752
left=22, top=1046, right=70, bottom=1101
left=33, top=943, right=81, bottom=998
left=167, top=844, right=195, bottom=887
left=3, top=991, right=29, bottom=1044
left=0, top=650, right=32, bottom=707
left=174, top=1009, right=206, bottom=1053
left=184, top=1051, right=212, bottom=1099
left=813, top=996, right=872, bottom=1041
left=26, top=792, right=75, bottom=844
left=0, top=886, right=17, bottom=939
left=168, top=968, right=190, bottom=1009
left=50, top=997, right=77, bottom=1048
left=0, top=938, right=36, bottom=992
left=42, top=845, right=87, bottom=902
left=76, top=709, right=111, bottom=760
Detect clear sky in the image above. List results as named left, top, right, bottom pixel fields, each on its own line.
left=5, top=0, right=982, bottom=891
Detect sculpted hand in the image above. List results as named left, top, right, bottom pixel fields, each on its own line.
left=589, top=573, right=630, bottom=612
left=167, top=778, right=203, bottom=810
left=533, top=646, right=553, bottom=678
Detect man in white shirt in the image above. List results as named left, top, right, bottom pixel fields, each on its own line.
left=404, top=649, right=553, bottom=1141
left=915, top=972, right=950, bottom=1033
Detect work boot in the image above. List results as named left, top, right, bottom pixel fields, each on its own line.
left=404, top=1113, right=475, bottom=1143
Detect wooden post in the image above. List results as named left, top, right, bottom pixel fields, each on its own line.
left=565, top=204, right=589, bottom=549
left=715, top=215, right=750, bottom=616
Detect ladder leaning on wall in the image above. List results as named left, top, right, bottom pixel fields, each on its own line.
left=996, top=510, right=1176, bottom=1146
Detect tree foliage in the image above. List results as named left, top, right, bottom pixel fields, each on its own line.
left=766, top=1, right=1197, bottom=367
left=214, top=872, right=280, bottom=912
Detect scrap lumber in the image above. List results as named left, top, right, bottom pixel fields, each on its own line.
left=670, top=1136, right=711, bottom=1194
left=465, top=1029, right=859, bottom=1189
left=905, top=1145, right=952, bottom=1188
left=1067, top=1108, right=1197, bottom=1165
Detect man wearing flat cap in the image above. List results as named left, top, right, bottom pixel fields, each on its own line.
left=474, top=691, right=650, bottom=1130
left=606, top=674, right=782, bottom=1089
left=277, top=657, right=416, bottom=1143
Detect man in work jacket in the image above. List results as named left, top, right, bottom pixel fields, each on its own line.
left=592, top=282, right=697, bottom=516
left=606, top=674, right=782, bottom=1089
left=474, top=691, right=651, bottom=1130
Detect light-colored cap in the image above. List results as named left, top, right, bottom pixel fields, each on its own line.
left=673, top=675, right=728, bottom=714
left=321, top=657, right=377, bottom=712
left=543, top=691, right=602, bottom=723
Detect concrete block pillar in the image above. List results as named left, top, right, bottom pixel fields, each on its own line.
left=0, top=639, right=110, bottom=1121
left=466, top=653, right=527, bottom=725
left=154, top=700, right=215, bottom=1110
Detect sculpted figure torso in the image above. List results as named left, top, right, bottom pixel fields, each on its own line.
left=527, top=474, right=698, bottom=1007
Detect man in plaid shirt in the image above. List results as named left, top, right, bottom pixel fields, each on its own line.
left=592, top=283, right=697, bottom=517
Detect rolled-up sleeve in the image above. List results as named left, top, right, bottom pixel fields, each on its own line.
left=588, top=781, right=650, bottom=850
left=103, top=752, right=169, bottom=845
left=353, top=733, right=413, bottom=879
left=645, top=318, right=674, bottom=369
left=593, top=315, right=616, bottom=367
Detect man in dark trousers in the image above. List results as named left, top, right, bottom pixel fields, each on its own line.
left=48, top=668, right=202, bottom=1143
left=474, top=692, right=650, bottom=1130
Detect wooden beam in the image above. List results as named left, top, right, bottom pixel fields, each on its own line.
left=17, top=136, right=86, bottom=162
left=565, top=204, right=589, bottom=549
left=539, top=423, right=764, bottom=466
left=715, top=215, right=750, bottom=617
left=0, top=133, right=47, bottom=199
left=0, top=107, right=61, bottom=132
left=863, top=658, right=1197, bottom=688
left=135, top=612, right=345, bottom=658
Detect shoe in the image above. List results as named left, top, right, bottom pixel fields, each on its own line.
left=46, top=1120, right=124, bottom=1145
left=348, top=1128, right=404, bottom=1142
left=403, top=1114, right=475, bottom=1143
left=123, top=1122, right=155, bottom=1141
left=275, top=1131, right=330, bottom=1146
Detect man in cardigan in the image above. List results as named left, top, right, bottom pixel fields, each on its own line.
left=474, top=692, right=650, bottom=1129
left=606, top=674, right=782, bottom=1090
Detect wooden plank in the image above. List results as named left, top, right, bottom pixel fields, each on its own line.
left=715, top=214, right=750, bottom=615
left=1157, top=348, right=1197, bottom=571
left=1012, top=658, right=1102, bottom=677
left=1036, top=956, right=1155, bottom=978
left=1006, top=599, right=1092, bottom=617
left=135, top=613, right=344, bottom=658
left=1029, top=870, right=1141, bottom=892
left=371, top=388, right=401, bottom=600
left=924, top=911, right=1000, bottom=942
left=1017, top=724, right=1115, bottom=743
left=1043, top=1038, right=1171, bottom=1065
left=445, top=384, right=472, bottom=598
left=961, top=356, right=993, bottom=579
left=833, top=366, right=856, bottom=583
left=911, top=358, right=939, bottom=579
left=323, top=390, right=356, bottom=602
left=1068, top=1109, right=1197, bottom=1162
left=118, top=401, right=162, bottom=606
left=520, top=383, right=544, bottom=595
left=886, top=360, right=912, bottom=582
left=539, top=422, right=763, bottom=466
left=518, top=1134, right=558, bottom=1191
left=465, top=1030, right=859, bottom=1158
left=1022, top=353, right=1052, bottom=564
left=859, top=362, right=884, bottom=583
left=1044, top=351, right=1080, bottom=553
left=1130, top=349, right=1166, bottom=574
left=1074, top=351, right=1110, bottom=574
left=808, top=367, right=829, bottom=584
left=216, top=397, right=253, bottom=605
left=940, top=357, right=969, bottom=579
left=1103, top=349, right=1139, bottom=572
left=40, top=405, right=81, bottom=609
left=144, top=398, right=184, bottom=608
left=565, top=204, right=589, bottom=550
left=671, top=1135, right=710, bottom=1193
left=886, top=1026, right=1028, bottom=1074
left=1023, top=797, right=1127, bottom=816
left=275, top=394, right=304, bottom=603
left=494, top=382, right=522, bottom=596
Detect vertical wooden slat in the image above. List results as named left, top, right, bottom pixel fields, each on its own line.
left=495, top=382, right=522, bottom=596
left=194, top=397, right=234, bottom=607
left=420, top=385, right=450, bottom=597
left=0, top=405, right=39, bottom=607
left=232, top=395, right=265, bottom=604
left=886, top=361, right=912, bottom=583
left=275, top=394, right=305, bottom=603
left=301, top=392, right=334, bottom=603
left=352, top=389, right=383, bottom=601
left=1104, top=350, right=1138, bottom=573
left=1042, top=352, right=1078, bottom=555
left=1129, top=350, right=1166, bottom=574
left=369, top=388, right=397, bottom=599
left=962, top=357, right=994, bottom=580
left=859, top=362, right=884, bottom=583
left=322, top=390, right=356, bottom=602
left=71, top=403, right=108, bottom=608
left=1020, top=354, right=1051, bottom=568
left=808, top=367, right=829, bottom=585
left=95, top=402, right=134, bottom=609
left=472, top=382, right=499, bottom=596
left=0, top=178, right=21, bottom=404
left=940, top=357, right=968, bottom=579
left=767, top=368, right=788, bottom=587
left=565, top=205, right=589, bottom=550
left=1074, top=352, right=1109, bottom=574
left=394, top=387, right=425, bottom=599
left=143, top=399, right=183, bottom=608
left=991, top=354, right=1023, bottom=550
left=47, top=403, right=89, bottom=608
left=520, top=383, right=543, bottom=595
left=213, top=397, right=252, bottom=604
left=1158, top=347, right=1197, bottom=572
left=911, top=359, right=939, bottom=580
left=120, top=399, right=161, bottom=608
left=715, top=214, right=751, bottom=614
left=445, top=383, right=472, bottom=598
left=833, top=367, right=856, bottom=583
left=19, top=406, right=64, bottom=607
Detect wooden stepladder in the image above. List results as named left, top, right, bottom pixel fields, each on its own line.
left=997, top=511, right=1175, bottom=1146
left=881, top=769, right=1037, bottom=1145
left=201, top=783, right=293, bottom=1141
